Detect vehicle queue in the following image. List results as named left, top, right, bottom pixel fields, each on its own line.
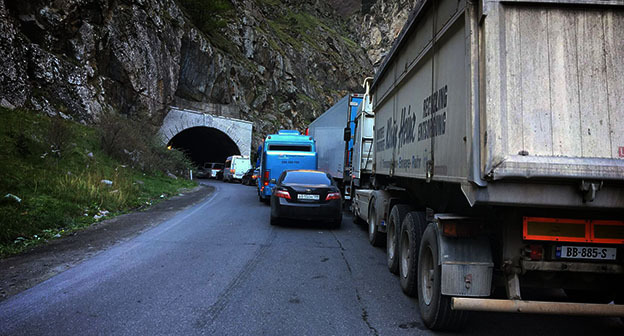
left=196, top=129, right=343, bottom=229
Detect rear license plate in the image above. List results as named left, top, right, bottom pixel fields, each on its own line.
left=556, top=246, right=617, bottom=260
left=298, top=194, right=319, bottom=200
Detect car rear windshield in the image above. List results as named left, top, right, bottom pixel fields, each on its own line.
left=282, top=171, right=331, bottom=185
left=268, top=144, right=311, bottom=151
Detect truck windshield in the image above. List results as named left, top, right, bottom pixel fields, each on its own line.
left=268, top=145, right=311, bottom=151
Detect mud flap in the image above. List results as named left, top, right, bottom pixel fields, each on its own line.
left=437, top=229, right=493, bottom=297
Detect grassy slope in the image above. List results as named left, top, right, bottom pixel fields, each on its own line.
left=0, top=108, right=196, bottom=256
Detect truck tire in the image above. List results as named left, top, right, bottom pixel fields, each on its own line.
left=368, top=204, right=384, bottom=247
left=399, top=211, right=427, bottom=296
left=387, top=204, right=413, bottom=275
left=417, top=223, right=469, bottom=331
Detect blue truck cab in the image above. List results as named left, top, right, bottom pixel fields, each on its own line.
left=257, top=130, right=317, bottom=202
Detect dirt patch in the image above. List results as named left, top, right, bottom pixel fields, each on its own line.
left=0, top=184, right=214, bottom=302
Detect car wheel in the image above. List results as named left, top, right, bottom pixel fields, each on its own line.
left=418, top=223, right=469, bottom=331
left=270, top=214, right=279, bottom=226
left=387, top=204, right=412, bottom=275
left=330, top=214, right=342, bottom=229
left=368, top=205, right=384, bottom=247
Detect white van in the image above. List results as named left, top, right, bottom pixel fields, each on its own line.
left=223, top=155, right=252, bottom=182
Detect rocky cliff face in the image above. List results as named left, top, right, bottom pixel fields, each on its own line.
left=0, top=0, right=417, bottom=145
left=354, top=0, right=420, bottom=68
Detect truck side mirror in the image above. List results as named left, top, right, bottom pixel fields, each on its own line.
left=344, top=127, right=351, bottom=141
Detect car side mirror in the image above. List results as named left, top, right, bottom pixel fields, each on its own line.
left=343, top=127, right=351, bottom=141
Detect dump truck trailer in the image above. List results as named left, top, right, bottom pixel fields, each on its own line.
left=353, top=0, right=624, bottom=331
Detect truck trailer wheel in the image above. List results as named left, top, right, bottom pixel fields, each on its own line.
left=399, top=211, right=426, bottom=296
left=417, top=223, right=469, bottom=331
left=368, top=205, right=384, bottom=247
left=387, top=204, right=412, bottom=275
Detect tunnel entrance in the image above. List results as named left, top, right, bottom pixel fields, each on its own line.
left=167, top=126, right=240, bottom=166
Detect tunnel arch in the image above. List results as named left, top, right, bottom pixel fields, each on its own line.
left=167, top=127, right=240, bottom=165
left=158, top=107, right=253, bottom=165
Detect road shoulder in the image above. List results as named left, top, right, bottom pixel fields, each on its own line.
left=0, top=184, right=214, bottom=302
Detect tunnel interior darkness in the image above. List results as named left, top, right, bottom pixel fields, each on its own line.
left=167, top=127, right=240, bottom=166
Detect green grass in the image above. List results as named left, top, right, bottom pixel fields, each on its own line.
left=0, top=108, right=196, bottom=257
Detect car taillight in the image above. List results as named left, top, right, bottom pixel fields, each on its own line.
left=230, top=169, right=235, bottom=173
left=326, top=192, right=341, bottom=200
left=264, top=170, right=270, bottom=186
left=275, top=189, right=291, bottom=199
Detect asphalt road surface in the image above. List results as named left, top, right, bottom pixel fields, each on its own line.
left=1, top=180, right=622, bottom=335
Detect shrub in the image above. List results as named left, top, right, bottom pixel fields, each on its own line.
left=97, top=112, right=193, bottom=175
left=47, top=116, right=72, bottom=156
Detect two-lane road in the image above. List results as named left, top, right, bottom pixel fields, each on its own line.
left=1, top=181, right=622, bottom=335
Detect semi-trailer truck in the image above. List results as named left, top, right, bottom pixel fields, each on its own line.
left=307, top=93, right=363, bottom=199
left=351, top=0, right=624, bottom=331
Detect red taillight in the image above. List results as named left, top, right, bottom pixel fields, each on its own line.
left=326, top=192, right=341, bottom=200
left=275, top=189, right=291, bottom=199
left=528, top=245, right=543, bottom=261
left=230, top=169, right=235, bottom=173
left=264, top=170, right=270, bottom=186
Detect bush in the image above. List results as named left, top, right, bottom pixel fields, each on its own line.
left=97, top=112, right=194, bottom=175
left=47, top=116, right=72, bottom=156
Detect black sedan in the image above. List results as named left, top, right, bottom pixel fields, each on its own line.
left=270, top=170, right=342, bottom=228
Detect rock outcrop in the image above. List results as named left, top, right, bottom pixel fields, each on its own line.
left=0, top=0, right=418, bottom=147
left=354, top=0, right=420, bottom=69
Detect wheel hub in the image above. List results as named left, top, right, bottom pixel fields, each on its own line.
left=388, top=224, right=395, bottom=259
left=400, top=232, right=410, bottom=278
left=421, top=245, right=434, bottom=305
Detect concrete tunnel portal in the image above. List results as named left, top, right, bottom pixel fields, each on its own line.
left=159, top=107, right=253, bottom=167
left=167, top=127, right=240, bottom=166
